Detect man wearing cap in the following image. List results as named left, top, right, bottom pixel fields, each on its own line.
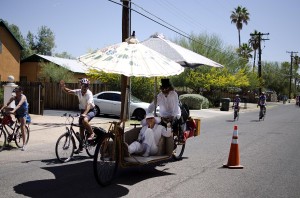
left=127, top=113, right=172, bottom=157
left=233, top=94, right=241, bottom=111
left=147, top=78, right=181, bottom=120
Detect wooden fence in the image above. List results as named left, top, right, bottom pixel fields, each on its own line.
left=1, top=82, right=108, bottom=115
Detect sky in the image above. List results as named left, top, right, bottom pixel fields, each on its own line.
left=1, top=0, right=300, bottom=63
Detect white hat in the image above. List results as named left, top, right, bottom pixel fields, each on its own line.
left=145, top=113, right=155, bottom=119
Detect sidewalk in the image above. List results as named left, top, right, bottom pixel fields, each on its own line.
left=29, top=102, right=281, bottom=123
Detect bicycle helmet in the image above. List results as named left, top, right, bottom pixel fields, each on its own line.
left=79, top=78, right=90, bottom=85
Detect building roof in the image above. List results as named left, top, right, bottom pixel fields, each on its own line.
left=21, top=54, right=87, bottom=73
left=0, top=19, right=24, bottom=49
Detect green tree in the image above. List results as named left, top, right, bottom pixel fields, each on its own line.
left=87, top=69, right=156, bottom=102
left=38, top=62, right=74, bottom=82
left=230, top=6, right=250, bottom=48
left=2, top=20, right=33, bottom=59
left=33, top=26, right=55, bottom=55
left=54, top=52, right=74, bottom=59
left=249, top=30, right=260, bottom=72
left=237, top=43, right=253, bottom=62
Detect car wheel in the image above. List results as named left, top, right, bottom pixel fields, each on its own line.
left=95, top=106, right=100, bottom=116
left=133, top=109, right=146, bottom=121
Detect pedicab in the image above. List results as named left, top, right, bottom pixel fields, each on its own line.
left=93, top=111, right=201, bottom=186
left=78, top=32, right=218, bottom=186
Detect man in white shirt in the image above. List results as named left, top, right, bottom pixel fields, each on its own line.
left=127, top=113, right=172, bottom=157
left=60, top=78, right=96, bottom=153
left=147, top=78, right=181, bottom=120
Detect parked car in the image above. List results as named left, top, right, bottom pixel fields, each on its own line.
left=93, top=91, right=155, bottom=120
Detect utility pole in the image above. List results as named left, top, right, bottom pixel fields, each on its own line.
left=286, top=51, right=298, bottom=100
left=121, top=0, right=130, bottom=121
left=250, top=32, right=269, bottom=95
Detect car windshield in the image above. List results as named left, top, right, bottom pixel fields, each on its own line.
left=130, top=95, right=142, bottom=103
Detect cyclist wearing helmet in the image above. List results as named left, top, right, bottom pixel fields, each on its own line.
left=233, top=94, right=241, bottom=111
left=60, top=78, right=96, bottom=153
left=257, top=92, right=267, bottom=118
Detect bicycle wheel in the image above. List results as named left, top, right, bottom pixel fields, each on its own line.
left=262, top=109, right=266, bottom=121
left=93, top=134, right=118, bottom=186
left=234, top=110, right=237, bottom=121
left=86, top=139, right=97, bottom=157
left=172, top=134, right=185, bottom=160
left=55, top=132, right=75, bottom=163
left=15, top=126, right=30, bottom=148
left=0, top=129, right=7, bottom=151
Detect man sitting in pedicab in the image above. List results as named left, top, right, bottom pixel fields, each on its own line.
left=126, top=113, right=172, bottom=157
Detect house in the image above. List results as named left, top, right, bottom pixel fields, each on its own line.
left=0, top=19, right=23, bottom=81
left=20, top=54, right=89, bottom=82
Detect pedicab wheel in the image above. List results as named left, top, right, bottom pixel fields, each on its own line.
left=0, top=130, right=7, bottom=151
left=93, top=135, right=118, bottom=186
left=172, top=135, right=185, bottom=160
left=55, top=132, right=75, bottom=163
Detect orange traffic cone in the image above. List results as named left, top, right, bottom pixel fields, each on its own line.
left=223, top=125, right=244, bottom=169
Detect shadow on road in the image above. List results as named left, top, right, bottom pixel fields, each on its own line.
left=14, top=158, right=175, bottom=197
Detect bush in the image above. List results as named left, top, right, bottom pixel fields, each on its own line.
left=179, top=94, right=209, bottom=109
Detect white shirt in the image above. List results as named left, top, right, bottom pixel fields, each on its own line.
left=73, top=89, right=95, bottom=110
left=147, top=90, right=181, bottom=118
left=138, top=124, right=172, bottom=146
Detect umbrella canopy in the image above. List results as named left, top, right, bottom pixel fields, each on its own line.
left=78, top=36, right=184, bottom=77
left=141, top=33, right=224, bottom=68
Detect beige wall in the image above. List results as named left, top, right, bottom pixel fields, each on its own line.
left=0, top=25, right=21, bottom=81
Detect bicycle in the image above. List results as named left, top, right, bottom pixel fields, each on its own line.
left=258, top=105, right=266, bottom=121
left=55, top=113, right=107, bottom=163
left=0, top=110, right=30, bottom=151
left=232, top=106, right=240, bottom=121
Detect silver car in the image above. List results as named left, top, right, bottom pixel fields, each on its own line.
left=93, top=91, right=152, bottom=120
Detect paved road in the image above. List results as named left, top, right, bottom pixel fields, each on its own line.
left=0, top=101, right=299, bottom=197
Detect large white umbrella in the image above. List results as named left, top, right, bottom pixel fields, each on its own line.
left=78, top=33, right=184, bottom=121
left=78, top=36, right=184, bottom=77
left=141, top=33, right=224, bottom=68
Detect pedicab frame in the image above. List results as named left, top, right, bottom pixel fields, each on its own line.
left=79, top=33, right=221, bottom=186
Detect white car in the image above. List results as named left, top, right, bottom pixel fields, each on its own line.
left=93, top=91, right=155, bottom=120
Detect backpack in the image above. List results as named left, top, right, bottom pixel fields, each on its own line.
left=179, top=101, right=190, bottom=123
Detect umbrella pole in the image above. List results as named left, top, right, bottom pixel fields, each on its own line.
left=154, top=77, right=157, bottom=116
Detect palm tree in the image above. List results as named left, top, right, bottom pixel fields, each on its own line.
left=249, top=30, right=260, bottom=72
left=230, top=6, right=250, bottom=48
left=237, top=43, right=253, bottom=62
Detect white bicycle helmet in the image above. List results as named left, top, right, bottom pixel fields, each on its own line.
left=79, top=78, right=90, bottom=85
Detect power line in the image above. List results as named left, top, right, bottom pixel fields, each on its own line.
left=250, top=32, right=270, bottom=94
left=131, top=1, right=190, bottom=38
left=108, top=0, right=223, bottom=54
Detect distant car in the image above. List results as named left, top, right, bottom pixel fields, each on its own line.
left=93, top=91, right=153, bottom=120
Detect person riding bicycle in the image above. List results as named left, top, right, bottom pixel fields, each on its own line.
left=60, top=78, right=96, bottom=153
left=127, top=113, right=172, bottom=157
left=146, top=79, right=181, bottom=132
left=0, top=86, right=28, bottom=151
left=257, top=92, right=267, bottom=118
left=233, top=94, right=241, bottom=111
